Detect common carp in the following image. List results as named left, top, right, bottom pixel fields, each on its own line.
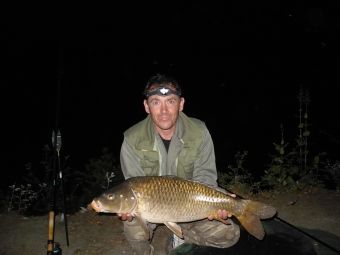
left=91, top=176, right=276, bottom=240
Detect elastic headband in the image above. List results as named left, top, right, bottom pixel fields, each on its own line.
left=144, top=86, right=181, bottom=98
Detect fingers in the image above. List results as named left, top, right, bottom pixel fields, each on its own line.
left=216, top=209, right=232, bottom=219
left=207, top=215, right=214, bottom=220
left=126, top=214, right=133, bottom=222
left=119, top=213, right=127, bottom=221
left=117, top=213, right=133, bottom=222
left=207, top=209, right=232, bottom=221
left=219, top=209, right=232, bottom=219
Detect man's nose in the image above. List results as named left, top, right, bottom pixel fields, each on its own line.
left=160, top=102, right=168, bottom=113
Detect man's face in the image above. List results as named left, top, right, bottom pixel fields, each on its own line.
left=144, top=95, right=185, bottom=133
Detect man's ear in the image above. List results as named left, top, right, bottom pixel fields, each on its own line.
left=179, top=97, right=185, bottom=112
left=144, top=99, right=150, bottom=114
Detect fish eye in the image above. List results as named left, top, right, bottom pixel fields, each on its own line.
left=107, top=194, right=115, bottom=200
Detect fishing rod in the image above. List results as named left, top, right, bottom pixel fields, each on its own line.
left=47, top=129, right=70, bottom=255
left=57, top=131, right=70, bottom=248
left=47, top=130, right=60, bottom=254
left=47, top=44, right=69, bottom=254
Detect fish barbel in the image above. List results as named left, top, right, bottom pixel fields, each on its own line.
left=91, top=176, right=276, bottom=240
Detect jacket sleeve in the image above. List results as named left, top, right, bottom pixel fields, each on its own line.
left=120, top=137, right=146, bottom=179
left=192, top=127, right=218, bottom=187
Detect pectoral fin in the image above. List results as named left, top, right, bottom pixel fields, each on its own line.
left=135, top=215, right=151, bottom=240
left=164, top=222, right=183, bottom=238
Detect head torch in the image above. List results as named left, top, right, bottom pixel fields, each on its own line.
left=144, top=86, right=182, bottom=98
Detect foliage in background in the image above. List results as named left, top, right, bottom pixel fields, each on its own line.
left=297, top=86, right=311, bottom=174
left=218, top=151, right=260, bottom=196
left=260, top=87, right=312, bottom=190
left=260, top=87, right=337, bottom=191
left=261, top=124, right=301, bottom=190
left=4, top=153, right=52, bottom=215
left=68, top=147, right=124, bottom=211
left=301, top=157, right=340, bottom=190
left=4, top=146, right=124, bottom=215
left=7, top=183, right=47, bottom=213
left=219, top=87, right=340, bottom=194
left=323, top=160, right=340, bottom=189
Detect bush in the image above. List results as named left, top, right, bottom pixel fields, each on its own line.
left=218, top=151, right=260, bottom=196
left=5, top=146, right=124, bottom=215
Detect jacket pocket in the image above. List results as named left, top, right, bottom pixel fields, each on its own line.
left=178, top=148, right=198, bottom=179
left=140, top=151, right=159, bottom=176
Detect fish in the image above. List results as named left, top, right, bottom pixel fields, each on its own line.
left=90, top=176, right=276, bottom=240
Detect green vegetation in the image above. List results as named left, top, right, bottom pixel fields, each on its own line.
left=3, top=146, right=124, bottom=215
left=71, top=147, right=124, bottom=209
left=218, top=87, right=340, bottom=195
left=218, top=150, right=260, bottom=195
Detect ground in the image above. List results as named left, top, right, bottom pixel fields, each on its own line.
left=0, top=187, right=340, bottom=255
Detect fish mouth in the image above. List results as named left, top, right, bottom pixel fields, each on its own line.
left=91, top=200, right=103, bottom=212
left=91, top=200, right=112, bottom=213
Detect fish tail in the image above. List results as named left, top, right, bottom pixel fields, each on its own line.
left=236, top=200, right=276, bottom=240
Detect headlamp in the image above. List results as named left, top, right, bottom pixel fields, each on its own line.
left=144, top=86, right=181, bottom=98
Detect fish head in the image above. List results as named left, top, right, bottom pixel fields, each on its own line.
left=91, top=182, right=137, bottom=214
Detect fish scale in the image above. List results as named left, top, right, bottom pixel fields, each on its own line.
left=128, top=176, right=238, bottom=222
left=91, top=176, right=276, bottom=240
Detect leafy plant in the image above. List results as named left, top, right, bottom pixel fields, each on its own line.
left=84, top=147, right=122, bottom=191
left=261, top=87, right=340, bottom=190
left=297, top=86, right=311, bottom=174
left=5, top=155, right=51, bottom=215
left=218, top=151, right=259, bottom=196
left=5, top=145, right=124, bottom=215
left=262, top=124, right=300, bottom=190
left=7, top=183, right=47, bottom=213
left=303, top=157, right=340, bottom=190
left=322, top=160, right=340, bottom=190
left=66, top=147, right=124, bottom=211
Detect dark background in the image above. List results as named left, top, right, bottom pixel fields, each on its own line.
left=1, top=2, right=339, bottom=189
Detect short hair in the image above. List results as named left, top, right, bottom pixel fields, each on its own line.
left=144, top=74, right=182, bottom=98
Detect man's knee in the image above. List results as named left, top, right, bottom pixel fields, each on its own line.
left=124, top=219, right=155, bottom=241
left=123, top=220, right=156, bottom=255
left=181, top=219, right=240, bottom=248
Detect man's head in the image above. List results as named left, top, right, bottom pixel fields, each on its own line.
left=143, top=74, right=182, bottom=99
left=143, top=74, right=185, bottom=138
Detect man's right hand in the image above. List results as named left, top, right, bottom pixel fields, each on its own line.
left=117, top=213, right=134, bottom=222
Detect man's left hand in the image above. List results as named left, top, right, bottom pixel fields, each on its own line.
left=208, top=209, right=232, bottom=221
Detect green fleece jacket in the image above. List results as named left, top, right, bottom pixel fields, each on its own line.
left=120, top=112, right=218, bottom=186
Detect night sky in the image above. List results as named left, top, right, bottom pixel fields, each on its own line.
left=2, top=2, right=339, bottom=188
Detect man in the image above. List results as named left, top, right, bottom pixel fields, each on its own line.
left=119, top=74, right=240, bottom=255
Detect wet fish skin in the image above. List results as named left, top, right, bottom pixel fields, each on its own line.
left=91, top=176, right=276, bottom=240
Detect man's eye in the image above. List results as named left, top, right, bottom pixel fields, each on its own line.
left=151, top=101, right=160, bottom=106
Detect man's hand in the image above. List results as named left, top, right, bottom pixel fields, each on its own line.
left=206, top=187, right=236, bottom=221
left=208, top=209, right=232, bottom=221
left=117, top=213, right=134, bottom=222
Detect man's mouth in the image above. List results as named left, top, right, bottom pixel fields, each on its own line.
left=159, top=115, right=171, bottom=121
